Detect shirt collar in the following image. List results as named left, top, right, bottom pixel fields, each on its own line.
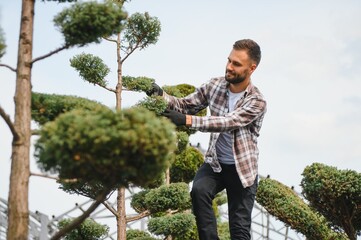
left=222, top=77, right=253, bottom=97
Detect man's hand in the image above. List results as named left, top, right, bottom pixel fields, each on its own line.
left=146, top=83, right=163, bottom=96
left=162, top=109, right=186, bottom=126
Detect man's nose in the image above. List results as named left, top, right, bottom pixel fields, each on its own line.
left=226, top=62, right=233, bottom=71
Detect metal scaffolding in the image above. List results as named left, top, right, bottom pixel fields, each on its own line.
left=0, top=186, right=305, bottom=240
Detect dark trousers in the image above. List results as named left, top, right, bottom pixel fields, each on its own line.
left=191, top=163, right=257, bottom=240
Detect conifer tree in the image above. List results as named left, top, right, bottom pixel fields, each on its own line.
left=0, top=1, right=169, bottom=239
left=257, top=163, right=360, bottom=240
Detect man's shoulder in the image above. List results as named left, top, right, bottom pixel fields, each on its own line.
left=210, top=76, right=226, bottom=82
left=207, top=76, right=227, bottom=87
left=248, top=83, right=266, bottom=101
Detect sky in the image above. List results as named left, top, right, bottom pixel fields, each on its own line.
left=0, top=0, right=361, bottom=238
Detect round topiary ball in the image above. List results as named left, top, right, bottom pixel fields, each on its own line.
left=35, top=107, right=177, bottom=189
left=170, top=146, right=204, bottom=184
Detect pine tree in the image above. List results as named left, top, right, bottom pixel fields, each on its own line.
left=257, top=163, right=361, bottom=240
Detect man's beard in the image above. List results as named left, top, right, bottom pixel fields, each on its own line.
left=225, top=71, right=246, bottom=84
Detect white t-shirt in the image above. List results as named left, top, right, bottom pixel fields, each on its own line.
left=216, top=89, right=245, bottom=165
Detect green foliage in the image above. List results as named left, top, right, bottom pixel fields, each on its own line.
left=173, top=222, right=199, bottom=240
left=58, top=218, right=109, bottom=240
left=214, top=191, right=228, bottom=207
left=131, top=189, right=150, bottom=213
left=136, top=97, right=168, bottom=116
left=163, top=84, right=195, bottom=98
left=109, top=0, right=130, bottom=6
left=34, top=107, right=177, bottom=190
left=145, top=182, right=191, bottom=213
left=31, top=92, right=107, bottom=126
left=122, top=75, right=169, bottom=115
left=123, top=12, right=161, bottom=50
left=132, top=185, right=197, bottom=239
left=163, top=84, right=207, bottom=116
left=122, top=75, right=155, bottom=92
left=162, top=85, right=182, bottom=98
left=59, top=179, right=113, bottom=199
left=176, top=131, right=189, bottom=154
left=70, top=53, right=110, bottom=87
left=170, top=146, right=203, bottom=183
left=172, top=219, right=230, bottom=240
left=163, top=84, right=207, bottom=135
left=301, top=163, right=361, bottom=239
left=213, top=191, right=227, bottom=221
left=217, top=222, right=231, bottom=240
left=54, top=1, right=127, bottom=47
left=0, top=26, right=6, bottom=59
left=126, top=229, right=158, bottom=240
left=142, top=171, right=166, bottom=189
left=257, top=178, right=348, bottom=240
left=148, top=212, right=195, bottom=237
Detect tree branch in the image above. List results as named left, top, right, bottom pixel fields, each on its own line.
left=121, top=33, right=150, bottom=64
left=50, top=190, right=109, bottom=240
left=102, top=201, right=118, bottom=217
left=98, top=83, right=116, bottom=93
left=31, top=129, right=40, bottom=136
left=30, top=172, right=58, bottom=181
left=122, top=88, right=133, bottom=91
left=30, top=172, right=79, bottom=183
left=0, top=63, right=16, bottom=72
left=31, top=45, right=69, bottom=64
left=121, top=44, right=138, bottom=64
left=126, top=210, right=151, bottom=223
left=103, top=36, right=117, bottom=44
left=0, top=105, right=19, bottom=140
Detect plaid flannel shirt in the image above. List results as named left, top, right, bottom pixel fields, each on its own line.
left=163, top=77, right=267, bottom=187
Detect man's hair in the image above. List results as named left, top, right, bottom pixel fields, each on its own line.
left=233, top=39, right=261, bottom=66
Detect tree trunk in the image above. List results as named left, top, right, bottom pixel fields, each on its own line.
left=165, top=168, right=170, bottom=185
left=117, top=187, right=127, bottom=240
left=7, top=0, right=34, bottom=239
left=115, top=32, right=127, bottom=240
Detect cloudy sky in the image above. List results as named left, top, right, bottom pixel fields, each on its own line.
left=1, top=0, right=360, bottom=237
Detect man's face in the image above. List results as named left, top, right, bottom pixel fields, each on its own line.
left=225, top=49, right=256, bottom=84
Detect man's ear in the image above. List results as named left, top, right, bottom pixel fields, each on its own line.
left=250, top=63, right=257, bottom=74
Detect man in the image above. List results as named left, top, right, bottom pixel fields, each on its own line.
left=147, top=39, right=266, bottom=240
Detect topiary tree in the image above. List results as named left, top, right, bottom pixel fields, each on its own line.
left=3, top=1, right=205, bottom=239
left=31, top=92, right=108, bottom=126
left=124, top=82, right=203, bottom=239
left=257, top=162, right=361, bottom=240
left=126, top=229, right=158, bottom=240
left=257, top=177, right=346, bottom=240
left=34, top=106, right=176, bottom=191
left=170, top=146, right=204, bottom=183
left=148, top=213, right=195, bottom=238
left=0, top=1, right=127, bottom=239
left=58, top=218, right=109, bottom=240
left=131, top=182, right=195, bottom=239
left=301, top=163, right=361, bottom=240
left=36, top=4, right=203, bottom=238
left=66, top=4, right=163, bottom=239
left=27, top=3, right=222, bottom=239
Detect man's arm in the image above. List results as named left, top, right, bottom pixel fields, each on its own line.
left=161, top=109, right=192, bottom=127
left=191, top=96, right=266, bottom=132
left=146, top=83, right=164, bottom=97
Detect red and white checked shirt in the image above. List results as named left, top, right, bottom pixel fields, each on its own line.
left=163, top=77, right=267, bottom=187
